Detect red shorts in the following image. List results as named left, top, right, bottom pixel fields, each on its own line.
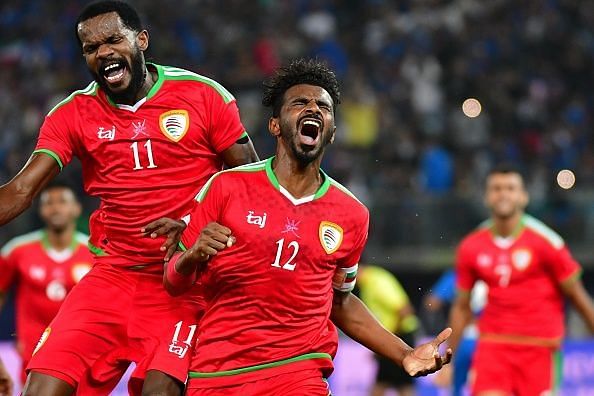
left=186, top=369, right=331, bottom=396
left=26, top=262, right=203, bottom=394
left=470, top=340, right=561, bottom=396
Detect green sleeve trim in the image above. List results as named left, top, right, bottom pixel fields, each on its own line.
left=87, top=241, right=107, bottom=256
left=178, top=241, right=188, bottom=252
left=239, top=131, right=248, bottom=139
left=33, top=149, right=63, bottom=171
left=188, top=352, right=332, bottom=379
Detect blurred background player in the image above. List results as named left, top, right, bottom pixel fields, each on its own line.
left=354, top=263, right=419, bottom=396
left=0, top=183, right=91, bottom=387
left=448, top=165, right=594, bottom=396
left=423, top=269, right=487, bottom=395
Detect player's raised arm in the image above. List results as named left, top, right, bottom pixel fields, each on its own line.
left=331, top=291, right=452, bottom=376
left=0, top=153, right=59, bottom=226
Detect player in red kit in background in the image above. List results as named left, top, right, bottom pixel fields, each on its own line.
left=0, top=183, right=92, bottom=386
left=0, top=1, right=258, bottom=395
left=162, top=59, right=452, bottom=395
left=448, top=165, right=594, bottom=396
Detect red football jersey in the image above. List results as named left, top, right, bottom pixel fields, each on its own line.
left=34, top=64, right=246, bottom=265
left=0, top=230, right=93, bottom=359
left=456, top=215, right=581, bottom=343
left=179, top=158, right=369, bottom=387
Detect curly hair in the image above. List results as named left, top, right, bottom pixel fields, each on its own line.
left=262, top=58, right=341, bottom=117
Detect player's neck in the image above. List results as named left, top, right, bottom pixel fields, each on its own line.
left=491, top=212, right=524, bottom=238
left=45, top=225, right=75, bottom=251
left=271, top=153, right=322, bottom=199
left=134, top=66, right=157, bottom=102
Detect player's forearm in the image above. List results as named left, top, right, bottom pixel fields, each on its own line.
left=564, top=280, right=594, bottom=334
left=163, top=252, right=197, bottom=296
left=447, top=300, right=472, bottom=352
left=0, top=181, right=35, bottom=225
left=331, top=293, right=413, bottom=366
left=0, top=154, right=58, bottom=225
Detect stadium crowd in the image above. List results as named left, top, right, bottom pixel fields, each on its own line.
left=1, top=0, right=594, bottom=253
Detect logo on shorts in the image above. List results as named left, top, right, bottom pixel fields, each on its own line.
left=168, top=321, right=197, bottom=359
left=319, top=221, right=343, bottom=254
left=33, top=327, right=51, bottom=355
left=159, top=110, right=189, bottom=142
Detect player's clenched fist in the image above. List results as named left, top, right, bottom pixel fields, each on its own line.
left=187, top=222, right=235, bottom=263
left=164, top=222, right=235, bottom=296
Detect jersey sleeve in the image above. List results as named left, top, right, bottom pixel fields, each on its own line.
left=543, top=241, right=581, bottom=284
left=332, top=209, right=370, bottom=293
left=455, top=241, right=476, bottom=293
left=180, top=174, right=227, bottom=250
left=208, top=91, right=247, bottom=154
left=34, top=111, right=76, bottom=170
left=0, top=250, right=17, bottom=292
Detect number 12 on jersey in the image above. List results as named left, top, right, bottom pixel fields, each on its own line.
left=130, top=139, right=158, bottom=170
left=271, top=238, right=299, bottom=271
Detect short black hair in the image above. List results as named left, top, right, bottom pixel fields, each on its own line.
left=262, top=58, right=341, bottom=117
left=75, top=1, right=142, bottom=44
left=487, top=163, right=526, bottom=183
left=42, top=181, right=77, bottom=195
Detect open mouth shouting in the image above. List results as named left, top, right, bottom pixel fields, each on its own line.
left=298, top=116, right=323, bottom=147
left=100, top=59, right=128, bottom=86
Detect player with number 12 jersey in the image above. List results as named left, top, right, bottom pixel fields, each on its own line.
left=178, top=157, right=369, bottom=392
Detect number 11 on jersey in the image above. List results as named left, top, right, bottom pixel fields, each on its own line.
left=130, top=139, right=158, bottom=170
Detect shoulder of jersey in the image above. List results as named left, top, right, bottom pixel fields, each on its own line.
left=160, top=65, right=236, bottom=104
left=1, top=229, right=44, bottom=257
left=326, top=175, right=368, bottom=212
left=74, top=232, right=90, bottom=247
left=459, top=221, right=491, bottom=248
left=46, top=81, right=100, bottom=116
left=194, top=160, right=268, bottom=202
left=522, top=214, right=564, bottom=249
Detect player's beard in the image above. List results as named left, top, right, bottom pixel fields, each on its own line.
left=279, top=119, right=332, bottom=167
left=92, top=48, right=145, bottom=104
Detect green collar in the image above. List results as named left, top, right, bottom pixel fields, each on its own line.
left=489, top=214, right=525, bottom=239
left=41, top=230, right=78, bottom=252
left=264, top=157, right=331, bottom=203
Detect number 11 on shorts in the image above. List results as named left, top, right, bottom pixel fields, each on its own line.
left=168, top=320, right=197, bottom=359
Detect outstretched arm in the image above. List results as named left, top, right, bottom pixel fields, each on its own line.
left=0, top=153, right=59, bottom=226
left=331, top=291, right=452, bottom=376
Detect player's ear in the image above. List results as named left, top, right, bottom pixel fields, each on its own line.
left=268, top=117, right=281, bottom=137
left=329, top=126, right=336, bottom=144
left=73, top=201, right=82, bottom=219
left=137, top=30, right=149, bottom=51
